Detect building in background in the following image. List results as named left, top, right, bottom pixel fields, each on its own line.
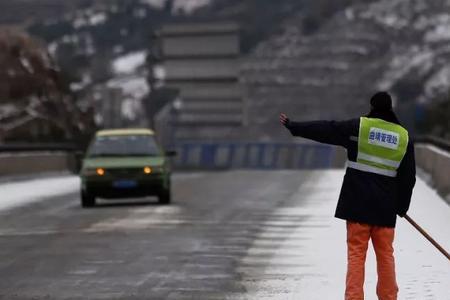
left=158, top=22, right=244, bottom=142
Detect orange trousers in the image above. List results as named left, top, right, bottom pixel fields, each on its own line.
left=345, top=222, right=398, bottom=300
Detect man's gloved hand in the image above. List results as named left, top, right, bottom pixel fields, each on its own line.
left=279, top=113, right=290, bottom=127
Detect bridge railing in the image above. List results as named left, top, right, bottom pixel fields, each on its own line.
left=171, top=142, right=345, bottom=170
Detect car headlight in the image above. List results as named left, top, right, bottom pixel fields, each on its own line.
left=82, top=168, right=106, bottom=176
left=143, top=166, right=164, bottom=174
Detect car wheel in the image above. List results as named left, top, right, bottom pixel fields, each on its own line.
left=158, top=189, right=171, bottom=205
left=81, top=191, right=96, bottom=207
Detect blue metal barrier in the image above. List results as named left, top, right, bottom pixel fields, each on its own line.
left=172, top=142, right=337, bottom=170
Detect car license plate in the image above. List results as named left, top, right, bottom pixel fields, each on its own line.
left=113, top=180, right=138, bottom=189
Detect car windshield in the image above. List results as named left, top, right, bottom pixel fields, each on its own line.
left=87, top=135, right=161, bottom=157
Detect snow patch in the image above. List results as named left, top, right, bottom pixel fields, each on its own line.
left=73, top=17, right=87, bottom=29
left=345, top=8, right=355, bottom=21
left=173, top=0, right=211, bottom=13
left=0, top=176, right=79, bottom=211
left=140, top=0, right=166, bottom=9
left=20, top=57, right=34, bottom=74
left=107, top=76, right=149, bottom=99
left=425, top=19, right=450, bottom=42
left=141, top=0, right=211, bottom=14
left=73, top=12, right=107, bottom=28
left=0, top=104, right=19, bottom=119
left=70, top=73, right=92, bottom=92
left=89, top=12, right=107, bottom=26
left=48, top=42, right=58, bottom=56
left=121, top=98, right=142, bottom=120
left=424, top=65, right=450, bottom=99
left=153, top=65, right=166, bottom=80
left=112, top=51, right=147, bottom=75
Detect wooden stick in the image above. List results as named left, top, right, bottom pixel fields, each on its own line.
left=404, top=214, right=450, bottom=261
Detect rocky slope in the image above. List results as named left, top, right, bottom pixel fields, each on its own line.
left=242, top=0, right=450, bottom=140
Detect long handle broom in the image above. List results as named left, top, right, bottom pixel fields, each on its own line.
left=404, top=214, right=450, bottom=261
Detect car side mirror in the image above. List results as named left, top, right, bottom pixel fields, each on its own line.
left=165, top=150, right=177, bottom=157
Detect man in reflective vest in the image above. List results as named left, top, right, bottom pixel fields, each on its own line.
left=280, top=91, right=416, bottom=300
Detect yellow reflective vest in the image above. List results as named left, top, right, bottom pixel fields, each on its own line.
left=347, top=117, right=409, bottom=177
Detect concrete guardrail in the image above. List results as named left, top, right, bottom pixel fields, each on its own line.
left=415, top=144, right=450, bottom=202
left=0, top=152, right=78, bottom=177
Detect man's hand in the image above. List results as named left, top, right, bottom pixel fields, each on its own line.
left=280, top=113, right=290, bottom=127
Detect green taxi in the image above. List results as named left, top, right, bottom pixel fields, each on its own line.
left=80, top=128, right=174, bottom=207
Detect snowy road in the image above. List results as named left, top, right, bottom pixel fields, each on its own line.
left=0, top=171, right=448, bottom=299
left=239, top=171, right=450, bottom=300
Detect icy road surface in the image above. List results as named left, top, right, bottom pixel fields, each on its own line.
left=0, top=170, right=448, bottom=299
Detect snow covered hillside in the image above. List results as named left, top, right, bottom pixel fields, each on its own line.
left=242, top=0, right=450, bottom=140
left=355, top=0, right=450, bottom=104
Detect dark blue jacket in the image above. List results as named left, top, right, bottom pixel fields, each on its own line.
left=286, top=118, right=416, bottom=228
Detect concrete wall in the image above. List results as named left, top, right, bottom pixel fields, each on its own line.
left=165, top=82, right=241, bottom=99
left=162, top=35, right=239, bottom=57
left=0, top=152, right=77, bottom=177
left=415, top=144, right=450, bottom=201
left=164, top=59, right=239, bottom=80
left=159, top=22, right=239, bottom=36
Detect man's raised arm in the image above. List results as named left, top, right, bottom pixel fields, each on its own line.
left=279, top=113, right=354, bottom=147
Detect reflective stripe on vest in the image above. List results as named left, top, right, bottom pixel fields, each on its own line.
left=347, top=161, right=397, bottom=177
left=347, top=117, right=409, bottom=177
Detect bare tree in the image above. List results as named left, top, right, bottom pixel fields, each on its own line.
left=0, top=27, right=93, bottom=142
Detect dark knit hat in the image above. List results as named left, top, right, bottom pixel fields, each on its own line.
left=370, top=92, right=392, bottom=112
